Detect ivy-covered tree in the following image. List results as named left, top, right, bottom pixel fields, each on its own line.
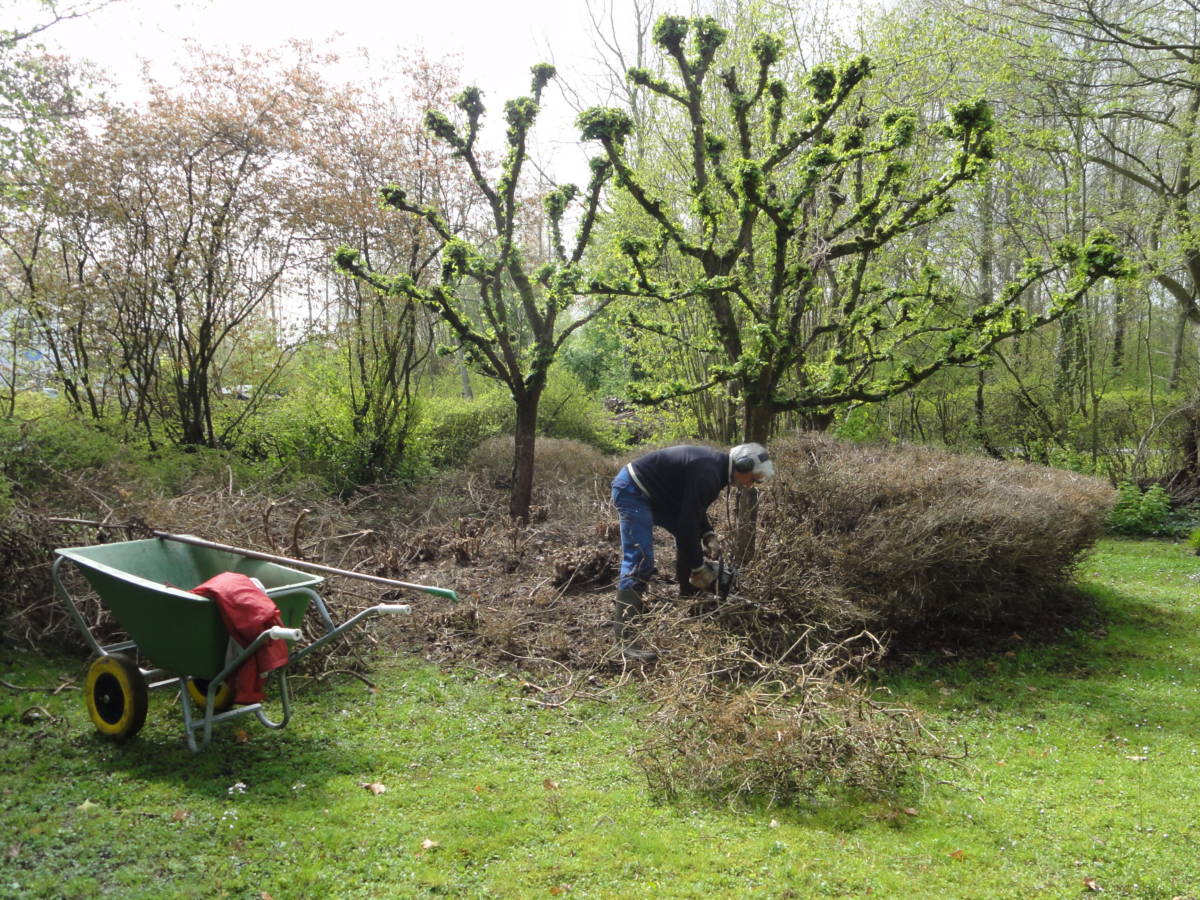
left=578, top=14, right=1127, bottom=446
left=337, top=64, right=614, bottom=521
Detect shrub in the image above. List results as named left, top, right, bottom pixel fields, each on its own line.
left=236, top=363, right=431, bottom=493
left=1162, top=502, right=1200, bottom=539
left=537, top=369, right=627, bottom=453
left=416, top=388, right=514, bottom=469
left=0, top=475, right=12, bottom=520
left=739, top=434, right=1115, bottom=642
left=0, top=405, right=121, bottom=491
left=1187, top=527, right=1200, bottom=555
left=416, top=369, right=627, bottom=471
left=1107, top=482, right=1172, bottom=536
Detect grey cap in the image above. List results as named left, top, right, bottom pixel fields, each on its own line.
left=730, top=442, right=775, bottom=480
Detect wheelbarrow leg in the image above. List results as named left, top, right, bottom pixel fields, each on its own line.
left=178, top=682, right=205, bottom=752
left=252, top=670, right=294, bottom=730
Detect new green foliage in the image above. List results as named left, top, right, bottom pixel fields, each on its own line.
left=1107, top=482, right=1173, bottom=536
left=578, top=13, right=1127, bottom=445
left=337, top=65, right=617, bottom=520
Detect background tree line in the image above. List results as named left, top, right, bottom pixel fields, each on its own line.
left=2, top=0, right=1196, bottom=522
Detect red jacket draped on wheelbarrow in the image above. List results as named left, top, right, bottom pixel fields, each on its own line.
left=192, top=572, right=288, bottom=704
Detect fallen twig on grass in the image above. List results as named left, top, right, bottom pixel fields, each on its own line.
left=308, top=669, right=378, bottom=690
left=1, top=678, right=78, bottom=693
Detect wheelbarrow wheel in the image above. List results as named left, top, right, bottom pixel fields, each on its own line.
left=185, top=677, right=235, bottom=714
left=85, top=653, right=148, bottom=740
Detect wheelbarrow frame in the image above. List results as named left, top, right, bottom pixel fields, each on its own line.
left=52, top=536, right=421, bottom=751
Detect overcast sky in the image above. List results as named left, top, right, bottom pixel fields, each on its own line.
left=17, top=0, right=687, bottom=183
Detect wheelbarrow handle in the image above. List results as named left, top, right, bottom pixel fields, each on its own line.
left=376, top=604, right=413, bottom=615
left=151, top=531, right=459, bottom=601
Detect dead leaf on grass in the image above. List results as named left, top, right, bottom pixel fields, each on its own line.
left=949, top=849, right=966, bottom=861
left=6, top=844, right=21, bottom=860
left=902, top=807, right=919, bottom=817
left=420, top=838, right=440, bottom=851
left=543, top=779, right=560, bottom=791
left=76, top=799, right=99, bottom=812
left=234, top=729, right=251, bottom=743
left=171, top=809, right=190, bottom=822
left=550, top=885, right=572, bottom=895
left=1083, top=876, right=1102, bottom=891
left=1125, top=755, right=1148, bottom=762
left=360, top=782, right=387, bottom=795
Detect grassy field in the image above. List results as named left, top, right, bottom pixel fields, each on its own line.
left=1, top=538, right=1198, bottom=899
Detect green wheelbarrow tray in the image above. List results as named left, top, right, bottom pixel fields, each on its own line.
left=53, top=536, right=426, bottom=751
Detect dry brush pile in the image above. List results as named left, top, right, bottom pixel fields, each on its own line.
left=739, top=434, right=1114, bottom=646
left=632, top=631, right=934, bottom=805
left=622, top=435, right=1114, bottom=804
left=1, top=433, right=1114, bottom=805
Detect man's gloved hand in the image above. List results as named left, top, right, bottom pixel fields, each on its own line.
left=702, top=532, right=722, bottom=558
left=689, top=563, right=716, bottom=590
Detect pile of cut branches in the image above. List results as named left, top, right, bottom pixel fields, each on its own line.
left=632, top=628, right=936, bottom=804
left=737, top=435, right=1114, bottom=645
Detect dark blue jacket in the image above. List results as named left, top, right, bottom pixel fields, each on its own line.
left=627, top=445, right=729, bottom=572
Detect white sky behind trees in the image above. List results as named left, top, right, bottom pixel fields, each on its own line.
left=15, top=0, right=692, bottom=185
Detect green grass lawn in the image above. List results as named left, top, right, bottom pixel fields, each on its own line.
left=2, top=538, right=1199, bottom=899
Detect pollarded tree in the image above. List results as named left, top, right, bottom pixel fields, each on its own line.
left=337, top=65, right=615, bottom=521
left=578, top=14, right=1126, bottom=447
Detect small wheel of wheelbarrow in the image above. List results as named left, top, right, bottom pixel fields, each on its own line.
left=185, top=678, right=235, bottom=713
left=85, top=653, right=149, bottom=740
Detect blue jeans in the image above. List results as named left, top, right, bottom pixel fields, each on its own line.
left=611, top=467, right=655, bottom=592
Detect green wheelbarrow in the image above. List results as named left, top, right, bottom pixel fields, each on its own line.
left=53, top=532, right=457, bottom=751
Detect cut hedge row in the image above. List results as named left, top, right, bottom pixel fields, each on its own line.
left=740, top=435, right=1115, bottom=640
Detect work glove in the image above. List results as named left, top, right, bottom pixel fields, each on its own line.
left=689, top=563, right=716, bottom=591
left=702, top=532, right=722, bottom=558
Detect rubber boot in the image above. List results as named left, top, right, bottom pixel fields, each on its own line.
left=613, top=587, right=657, bottom=662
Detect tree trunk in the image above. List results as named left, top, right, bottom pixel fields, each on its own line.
left=1111, top=284, right=1127, bottom=371
left=1055, top=306, right=1086, bottom=411
left=457, top=346, right=474, bottom=400
left=1179, top=404, right=1200, bottom=492
left=975, top=179, right=1001, bottom=458
left=509, top=391, right=541, bottom=522
left=733, top=399, right=774, bottom=561
left=1167, top=304, right=1192, bottom=393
